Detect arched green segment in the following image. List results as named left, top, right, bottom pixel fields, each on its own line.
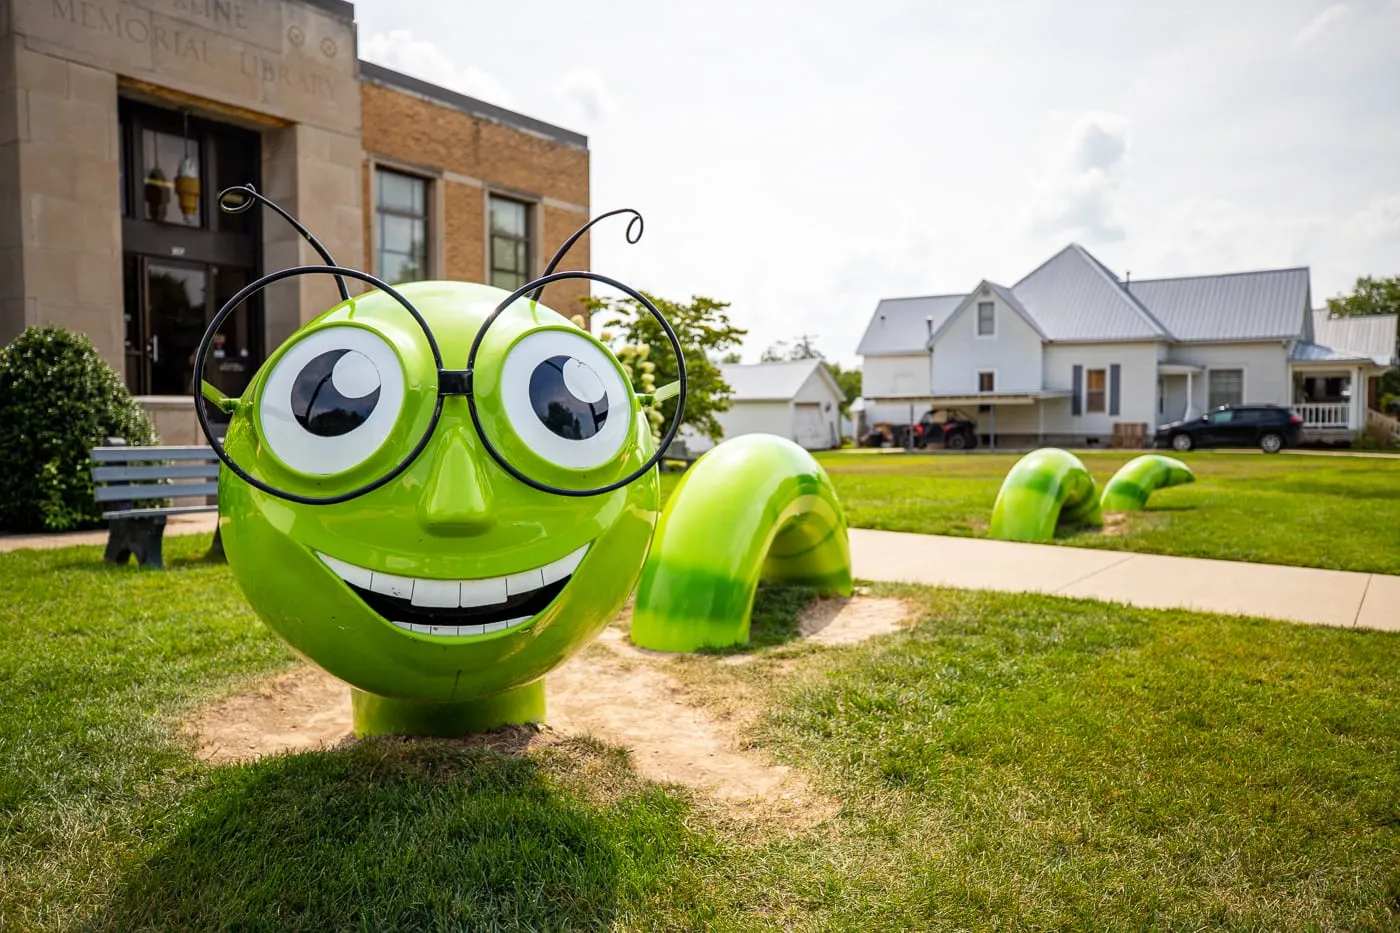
left=1100, top=454, right=1195, bottom=512
left=630, top=435, right=853, bottom=652
left=989, top=448, right=1102, bottom=543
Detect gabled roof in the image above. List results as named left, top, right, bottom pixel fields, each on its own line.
left=1126, top=268, right=1311, bottom=342
left=1310, top=309, right=1397, bottom=366
left=1011, top=244, right=1172, bottom=341
left=855, top=294, right=965, bottom=356
left=1289, top=341, right=1374, bottom=364
left=927, top=280, right=1048, bottom=344
left=719, top=359, right=840, bottom=402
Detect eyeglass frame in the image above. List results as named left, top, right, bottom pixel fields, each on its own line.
left=194, top=264, right=688, bottom=505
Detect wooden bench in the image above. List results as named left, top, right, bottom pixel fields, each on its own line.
left=90, top=444, right=221, bottom=569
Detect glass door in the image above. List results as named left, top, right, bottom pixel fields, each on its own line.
left=143, top=258, right=210, bottom=397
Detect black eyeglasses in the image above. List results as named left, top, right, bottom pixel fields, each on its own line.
left=195, top=186, right=687, bottom=505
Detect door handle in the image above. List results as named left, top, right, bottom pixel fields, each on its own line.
left=149, top=334, right=160, bottom=363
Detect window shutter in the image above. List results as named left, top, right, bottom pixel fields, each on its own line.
left=1072, top=365, right=1083, bottom=416
left=1109, top=364, right=1121, bottom=416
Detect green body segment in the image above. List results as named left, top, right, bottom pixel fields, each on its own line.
left=1100, top=455, right=1195, bottom=512
left=629, top=434, right=853, bottom=652
left=989, top=448, right=1102, bottom=543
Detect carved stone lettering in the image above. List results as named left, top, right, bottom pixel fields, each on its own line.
left=52, top=0, right=207, bottom=62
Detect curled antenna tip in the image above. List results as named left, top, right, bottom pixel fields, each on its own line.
left=217, top=184, right=258, bottom=215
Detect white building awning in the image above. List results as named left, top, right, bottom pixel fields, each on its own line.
left=863, top=391, right=1071, bottom=408
left=1158, top=363, right=1204, bottom=375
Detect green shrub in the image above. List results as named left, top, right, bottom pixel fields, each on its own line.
left=0, top=325, right=157, bottom=532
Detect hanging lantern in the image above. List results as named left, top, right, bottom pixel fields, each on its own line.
left=175, top=153, right=200, bottom=225
left=144, top=165, right=170, bottom=221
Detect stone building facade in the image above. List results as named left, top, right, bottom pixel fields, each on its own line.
left=0, top=0, right=590, bottom=442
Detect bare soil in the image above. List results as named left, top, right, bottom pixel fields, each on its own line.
left=184, top=596, right=915, bottom=823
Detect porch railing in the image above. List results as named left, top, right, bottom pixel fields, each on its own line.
left=1294, top=402, right=1350, bottom=428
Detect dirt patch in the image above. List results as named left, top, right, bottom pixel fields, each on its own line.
left=184, top=596, right=915, bottom=825
left=1099, top=512, right=1135, bottom=536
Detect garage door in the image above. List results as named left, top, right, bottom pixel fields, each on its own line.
left=793, top=403, right=830, bottom=449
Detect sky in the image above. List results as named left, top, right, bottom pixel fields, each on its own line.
left=354, top=0, right=1400, bottom=365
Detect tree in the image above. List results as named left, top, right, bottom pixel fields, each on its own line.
left=718, top=351, right=743, bottom=364
left=585, top=293, right=746, bottom=442
left=1326, top=275, right=1400, bottom=404
left=825, top=360, right=862, bottom=415
left=760, top=333, right=824, bottom=362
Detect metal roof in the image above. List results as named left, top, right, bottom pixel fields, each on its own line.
left=927, top=282, right=1050, bottom=344
left=855, top=294, right=965, bottom=356
left=718, top=359, right=838, bottom=402
left=1289, top=341, right=1373, bottom=364
left=1127, top=268, right=1310, bottom=342
left=1011, top=245, right=1171, bottom=341
left=1310, top=310, right=1397, bottom=366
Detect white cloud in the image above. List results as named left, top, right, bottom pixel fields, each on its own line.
left=552, top=68, right=623, bottom=128
left=1290, top=3, right=1353, bottom=49
left=1349, top=193, right=1400, bottom=241
left=360, top=30, right=515, bottom=107
left=1025, top=112, right=1131, bottom=244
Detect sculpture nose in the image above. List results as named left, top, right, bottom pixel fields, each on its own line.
left=418, top=431, right=496, bottom=536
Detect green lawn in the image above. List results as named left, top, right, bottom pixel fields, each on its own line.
left=802, top=450, right=1400, bottom=575
left=3, top=538, right=1398, bottom=930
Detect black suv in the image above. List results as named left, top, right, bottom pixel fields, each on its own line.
left=1154, top=404, right=1303, bottom=454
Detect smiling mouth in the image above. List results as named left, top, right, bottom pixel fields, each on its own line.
left=316, top=544, right=588, bottom=638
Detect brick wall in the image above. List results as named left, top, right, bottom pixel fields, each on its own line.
left=359, top=80, right=593, bottom=326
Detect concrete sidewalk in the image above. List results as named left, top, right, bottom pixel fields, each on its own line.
left=849, top=528, right=1399, bottom=633
left=0, top=513, right=219, bottom=553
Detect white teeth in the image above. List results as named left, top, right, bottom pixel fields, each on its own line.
left=316, top=544, right=591, bottom=637
left=369, top=571, right=414, bottom=600
left=410, top=579, right=460, bottom=609
left=459, top=577, right=508, bottom=608
left=391, top=617, right=531, bottom=638
left=542, top=545, right=587, bottom=584
left=319, top=554, right=373, bottom=589
left=505, top=567, right=545, bottom=597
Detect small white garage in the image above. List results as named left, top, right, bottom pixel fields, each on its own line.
left=685, top=359, right=845, bottom=453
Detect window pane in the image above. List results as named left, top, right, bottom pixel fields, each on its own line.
left=491, top=234, right=526, bottom=273
left=978, top=372, right=995, bottom=392
left=490, top=197, right=527, bottom=236
left=380, top=249, right=424, bottom=285
left=491, top=269, right=526, bottom=291
left=1208, top=369, right=1243, bottom=409
left=381, top=214, right=424, bottom=255
left=141, top=128, right=201, bottom=226
left=377, top=170, right=425, bottom=214
left=977, top=302, right=994, bottom=335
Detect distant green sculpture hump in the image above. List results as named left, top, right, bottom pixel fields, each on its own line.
left=1100, top=455, right=1195, bottom=512
left=989, top=448, right=1102, bottom=543
left=630, top=434, right=853, bottom=652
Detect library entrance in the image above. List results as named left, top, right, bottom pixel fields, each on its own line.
left=119, top=98, right=263, bottom=399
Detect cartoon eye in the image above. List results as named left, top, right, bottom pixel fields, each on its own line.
left=258, top=327, right=406, bottom=476
left=499, top=330, right=631, bottom=470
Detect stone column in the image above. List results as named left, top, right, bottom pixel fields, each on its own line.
left=0, top=37, right=123, bottom=368
left=260, top=120, right=363, bottom=350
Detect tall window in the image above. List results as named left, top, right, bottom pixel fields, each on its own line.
left=976, top=301, right=995, bottom=336
left=978, top=371, right=995, bottom=392
left=1208, top=369, right=1244, bottom=409
left=1086, top=368, right=1107, bottom=413
left=489, top=196, right=531, bottom=291
left=375, top=169, right=429, bottom=285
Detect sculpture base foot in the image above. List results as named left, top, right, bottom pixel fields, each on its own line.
left=350, top=680, right=546, bottom=738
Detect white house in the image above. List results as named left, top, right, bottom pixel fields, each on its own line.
left=856, top=244, right=1398, bottom=447
left=685, top=359, right=844, bottom=453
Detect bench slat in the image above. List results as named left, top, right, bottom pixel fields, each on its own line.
left=101, top=504, right=220, bottom=520
left=93, top=464, right=220, bottom=482
left=90, top=446, right=218, bottom=462
left=95, top=482, right=220, bottom=503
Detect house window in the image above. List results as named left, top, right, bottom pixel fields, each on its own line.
left=375, top=168, right=429, bottom=285
left=1086, top=368, right=1107, bottom=413
left=977, top=301, right=995, bottom=336
left=978, top=371, right=995, bottom=392
left=1208, top=369, right=1244, bottom=409
left=489, top=195, right=532, bottom=291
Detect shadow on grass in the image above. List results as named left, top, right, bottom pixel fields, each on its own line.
left=692, top=583, right=820, bottom=657
left=86, top=736, right=708, bottom=931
